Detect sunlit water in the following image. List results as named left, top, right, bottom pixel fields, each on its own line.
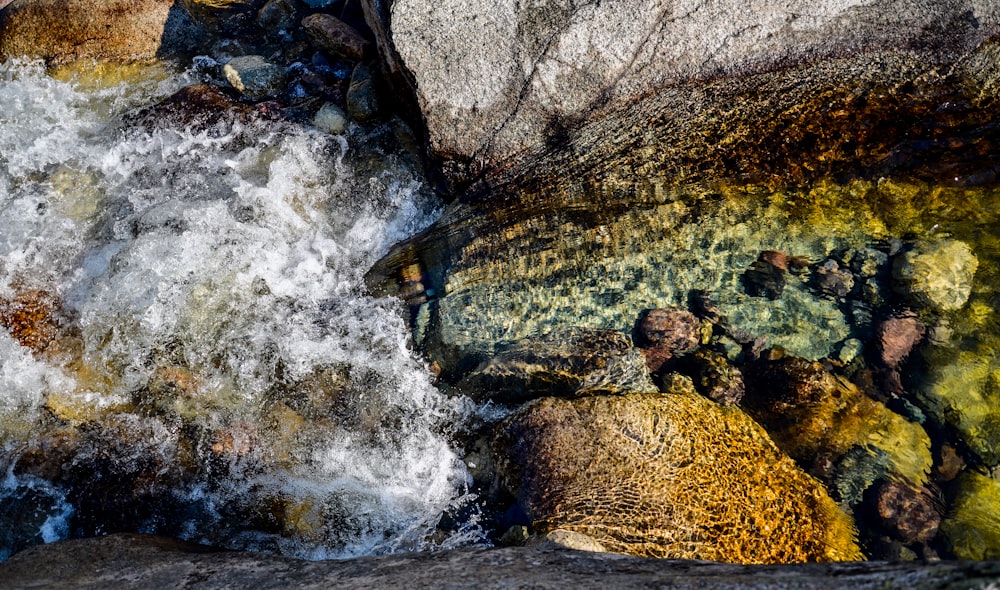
left=0, top=59, right=481, bottom=560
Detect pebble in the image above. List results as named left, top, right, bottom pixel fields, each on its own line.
left=812, top=258, right=854, bottom=298
left=302, top=13, right=370, bottom=63
left=346, top=63, right=381, bottom=122
left=877, top=313, right=925, bottom=368
left=313, top=102, right=348, bottom=134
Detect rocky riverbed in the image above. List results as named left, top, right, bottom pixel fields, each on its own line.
left=2, top=0, right=1000, bottom=585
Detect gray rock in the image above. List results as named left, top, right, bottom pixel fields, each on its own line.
left=4, top=533, right=1000, bottom=589
left=368, top=0, right=999, bottom=185
left=223, top=55, right=286, bottom=99
left=0, top=0, right=207, bottom=64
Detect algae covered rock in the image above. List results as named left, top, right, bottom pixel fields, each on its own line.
left=892, top=239, right=978, bottom=312
left=458, top=328, right=656, bottom=404
left=493, top=392, right=862, bottom=563
left=742, top=357, right=931, bottom=486
left=916, top=347, right=1000, bottom=466
left=940, top=471, right=1000, bottom=560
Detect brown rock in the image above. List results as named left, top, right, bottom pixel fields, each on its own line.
left=684, top=348, right=745, bottom=406
left=873, top=481, right=941, bottom=544
left=302, top=13, right=370, bottom=63
left=877, top=313, right=926, bottom=369
left=636, top=308, right=700, bottom=355
left=0, top=288, right=62, bottom=354
left=0, top=0, right=205, bottom=64
left=812, top=259, right=855, bottom=298
left=933, top=443, right=965, bottom=482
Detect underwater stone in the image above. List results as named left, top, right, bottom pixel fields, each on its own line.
left=848, top=247, right=889, bottom=279
left=493, top=392, right=862, bottom=563
left=871, top=480, right=941, bottom=545
left=257, top=0, right=300, bottom=39
left=939, top=471, right=1000, bottom=560
left=916, top=348, right=1000, bottom=466
left=682, top=348, right=745, bottom=406
left=636, top=308, right=701, bottom=354
left=0, top=288, right=62, bottom=355
left=743, top=256, right=785, bottom=300
left=811, top=259, right=854, bottom=299
left=457, top=327, right=657, bottom=404
left=828, top=445, right=888, bottom=506
left=180, top=0, right=266, bottom=34
left=892, top=239, right=978, bottom=312
left=876, top=313, right=925, bottom=369
left=224, top=55, right=287, bottom=100
left=742, top=356, right=932, bottom=486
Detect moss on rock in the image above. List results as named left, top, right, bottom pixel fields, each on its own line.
left=940, top=471, right=1000, bottom=560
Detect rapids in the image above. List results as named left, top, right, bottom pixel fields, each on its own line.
left=0, top=58, right=481, bottom=560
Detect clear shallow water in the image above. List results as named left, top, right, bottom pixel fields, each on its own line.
left=0, top=59, right=480, bottom=560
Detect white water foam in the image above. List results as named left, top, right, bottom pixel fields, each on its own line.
left=0, top=59, right=478, bottom=559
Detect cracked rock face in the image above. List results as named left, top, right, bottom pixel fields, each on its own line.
left=376, top=0, right=998, bottom=186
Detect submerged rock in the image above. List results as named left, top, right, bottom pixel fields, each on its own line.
left=179, top=0, right=266, bottom=35
left=870, top=481, right=941, bottom=545
left=876, top=313, right=925, bottom=369
left=457, top=328, right=656, bottom=404
left=0, top=0, right=206, bottom=64
left=742, top=357, right=932, bottom=486
left=635, top=308, right=701, bottom=373
left=493, top=392, right=862, bottom=563
left=346, top=62, right=380, bottom=123
left=682, top=349, right=745, bottom=406
left=892, top=239, right=978, bottom=312
left=939, top=471, right=1000, bottom=560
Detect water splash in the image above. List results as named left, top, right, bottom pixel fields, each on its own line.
left=0, top=59, right=479, bottom=559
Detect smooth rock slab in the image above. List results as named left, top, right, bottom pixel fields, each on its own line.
left=374, top=0, right=999, bottom=185
left=3, top=533, right=1000, bottom=589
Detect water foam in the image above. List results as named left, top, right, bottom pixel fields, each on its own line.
left=0, top=59, right=477, bottom=559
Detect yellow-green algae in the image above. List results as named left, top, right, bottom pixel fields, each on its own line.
left=940, top=471, right=1000, bottom=560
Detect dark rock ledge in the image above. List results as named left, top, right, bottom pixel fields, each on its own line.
left=1, top=534, right=999, bottom=590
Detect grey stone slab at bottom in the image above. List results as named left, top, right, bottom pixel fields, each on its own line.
left=1, top=534, right=999, bottom=590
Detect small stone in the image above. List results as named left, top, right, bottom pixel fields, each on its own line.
left=313, top=102, right=347, bottom=134
left=257, top=0, right=300, bottom=39
left=743, top=254, right=785, bottom=299
left=849, top=247, right=889, bottom=278
left=346, top=63, right=381, bottom=123
left=498, top=525, right=529, bottom=547
left=877, top=313, right=925, bottom=369
left=812, top=259, right=854, bottom=298
left=223, top=55, right=287, bottom=99
left=837, top=338, right=864, bottom=365
left=872, top=481, right=941, bottom=544
left=636, top=308, right=700, bottom=354
left=684, top=348, right=745, bottom=406
left=892, top=239, right=978, bottom=311
left=301, top=13, right=369, bottom=63
left=540, top=529, right=607, bottom=553
left=934, top=443, right=965, bottom=482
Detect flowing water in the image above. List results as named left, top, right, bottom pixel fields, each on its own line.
left=0, top=59, right=481, bottom=560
